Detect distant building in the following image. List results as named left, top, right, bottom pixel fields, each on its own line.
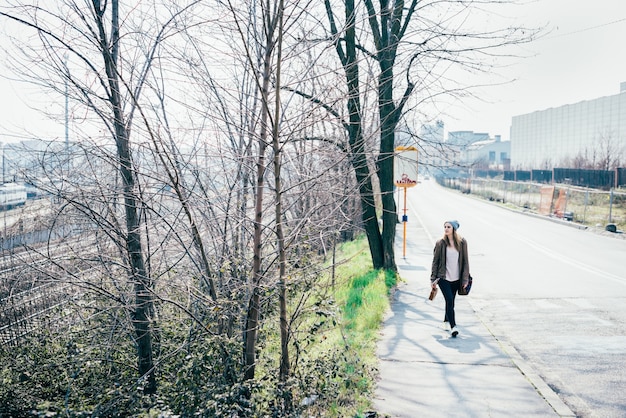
left=3, top=139, right=67, bottom=181
left=446, top=130, right=508, bottom=171
left=447, top=131, right=490, bottom=146
left=462, top=135, right=510, bottom=171
left=510, top=83, right=626, bottom=170
left=398, top=123, right=507, bottom=176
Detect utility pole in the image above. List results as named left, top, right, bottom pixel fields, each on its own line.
left=64, top=53, right=69, bottom=151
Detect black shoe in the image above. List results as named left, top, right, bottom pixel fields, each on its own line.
left=451, top=327, right=458, bottom=337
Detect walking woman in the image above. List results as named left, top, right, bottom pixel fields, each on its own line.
left=430, top=220, right=470, bottom=337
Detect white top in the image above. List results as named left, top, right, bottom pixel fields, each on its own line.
left=445, top=245, right=460, bottom=282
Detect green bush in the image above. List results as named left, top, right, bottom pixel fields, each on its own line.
left=0, top=236, right=397, bottom=417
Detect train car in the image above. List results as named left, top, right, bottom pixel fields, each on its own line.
left=0, top=183, right=27, bottom=210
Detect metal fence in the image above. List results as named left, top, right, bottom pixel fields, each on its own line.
left=440, top=177, right=626, bottom=231
left=493, top=167, right=626, bottom=190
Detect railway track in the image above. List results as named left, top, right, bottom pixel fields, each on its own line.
left=0, top=235, right=103, bottom=347
left=0, top=282, right=74, bottom=346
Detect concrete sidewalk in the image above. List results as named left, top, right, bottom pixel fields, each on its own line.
left=372, top=222, right=575, bottom=418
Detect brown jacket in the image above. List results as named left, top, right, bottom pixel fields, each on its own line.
left=430, top=238, right=470, bottom=287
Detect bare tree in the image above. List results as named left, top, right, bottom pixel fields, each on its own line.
left=325, top=0, right=386, bottom=269
left=1, top=0, right=207, bottom=394
left=319, top=0, right=537, bottom=270
left=219, top=0, right=297, bottom=386
left=0, top=0, right=540, bottom=414
left=596, top=131, right=623, bottom=170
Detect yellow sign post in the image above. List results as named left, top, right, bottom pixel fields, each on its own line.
left=394, top=146, right=418, bottom=258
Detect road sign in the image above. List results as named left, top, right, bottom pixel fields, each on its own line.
left=394, top=146, right=418, bottom=188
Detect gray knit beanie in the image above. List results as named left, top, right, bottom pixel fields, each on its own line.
left=446, top=220, right=460, bottom=231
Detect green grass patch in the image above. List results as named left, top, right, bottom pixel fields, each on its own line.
left=310, top=236, right=398, bottom=416
left=342, top=269, right=394, bottom=333
left=253, top=234, right=398, bottom=416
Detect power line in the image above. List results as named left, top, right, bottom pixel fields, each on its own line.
left=546, top=17, right=626, bottom=40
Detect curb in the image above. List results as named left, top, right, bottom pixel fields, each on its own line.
left=469, top=299, right=578, bottom=417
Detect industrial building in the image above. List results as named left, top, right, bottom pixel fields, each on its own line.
left=510, top=83, right=626, bottom=170
left=412, top=121, right=509, bottom=175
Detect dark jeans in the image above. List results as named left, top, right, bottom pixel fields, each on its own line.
left=438, top=279, right=461, bottom=328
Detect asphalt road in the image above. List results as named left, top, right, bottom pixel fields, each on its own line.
left=403, top=179, right=626, bottom=418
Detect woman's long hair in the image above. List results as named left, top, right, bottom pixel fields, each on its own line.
left=443, top=228, right=463, bottom=250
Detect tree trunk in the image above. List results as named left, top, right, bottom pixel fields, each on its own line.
left=97, top=0, right=156, bottom=393
left=374, top=0, right=402, bottom=271
left=243, top=16, right=274, bottom=381
left=378, top=59, right=397, bottom=271
left=272, top=0, right=291, bottom=384
left=327, top=0, right=385, bottom=269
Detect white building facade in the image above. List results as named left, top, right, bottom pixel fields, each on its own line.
left=463, top=135, right=510, bottom=170
left=510, top=84, right=626, bottom=169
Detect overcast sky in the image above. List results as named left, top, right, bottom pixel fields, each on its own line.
left=1, top=0, right=625, bottom=143
left=445, top=0, right=626, bottom=140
